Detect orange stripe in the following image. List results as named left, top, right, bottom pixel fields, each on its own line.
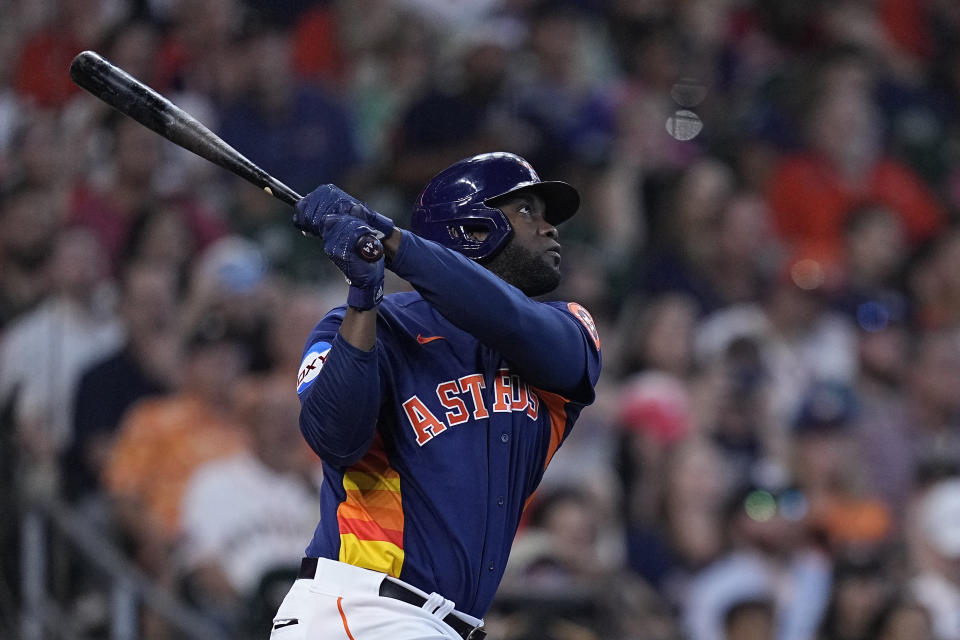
left=337, top=597, right=355, bottom=640
left=338, top=502, right=405, bottom=530
left=534, top=389, right=569, bottom=470
left=344, top=487, right=402, bottom=510
left=339, top=517, right=404, bottom=546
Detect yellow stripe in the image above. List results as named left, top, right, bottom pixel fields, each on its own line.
left=339, top=533, right=405, bottom=577
left=343, top=471, right=401, bottom=492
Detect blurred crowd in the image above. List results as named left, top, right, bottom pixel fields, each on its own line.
left=2, top=0, right=960, bottom=639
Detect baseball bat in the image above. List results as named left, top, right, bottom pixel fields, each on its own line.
left=68, top=50, right=383, bottom=262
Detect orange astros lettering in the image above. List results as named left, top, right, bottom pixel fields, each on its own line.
left=402, top=369, right=541, bottom=446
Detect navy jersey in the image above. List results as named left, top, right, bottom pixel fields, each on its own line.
left=295, top=232, right=601, bottom=618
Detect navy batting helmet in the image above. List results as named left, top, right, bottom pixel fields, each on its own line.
left=411, top=152, right=580, bottom=261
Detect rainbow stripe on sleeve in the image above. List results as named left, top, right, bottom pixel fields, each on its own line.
left=337, top=434, right=405, bottom=577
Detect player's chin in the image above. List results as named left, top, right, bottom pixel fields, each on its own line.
left=522, top=260, right=561, bottom=296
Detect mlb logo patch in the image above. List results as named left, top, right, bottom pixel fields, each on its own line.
left=297, top=341, right=332, bottom=395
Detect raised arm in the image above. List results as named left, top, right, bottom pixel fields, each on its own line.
left=387, top=229, right=599, bottom=399
left=294, top=212, right=386, bottom=468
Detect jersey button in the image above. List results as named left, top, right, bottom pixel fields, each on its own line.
left=497, top=496, right=505, bottom=507
left=488, top=562, right=495, bottom=572
left=500, top=433, right=509, bottom=443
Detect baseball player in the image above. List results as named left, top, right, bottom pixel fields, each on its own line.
left=272, top=152, right=602, bottom=640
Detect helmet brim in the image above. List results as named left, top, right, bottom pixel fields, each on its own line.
left=485, top=180, right=580, bottom=226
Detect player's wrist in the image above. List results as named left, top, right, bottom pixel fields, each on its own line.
left=382, top=228, right=402, bottom=262
left=346, top=283, right=383, bottom=311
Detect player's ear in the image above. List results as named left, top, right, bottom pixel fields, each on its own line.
left=462, top=226, right=490, bottom=243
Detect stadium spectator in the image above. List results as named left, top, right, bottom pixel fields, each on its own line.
left=216, top=26, right=360, bottom=196
left=909, top=478, right=960, bottom=640
left=102, top=312, right=250, bottom=575
left=818, top=551, right=896, bottom=640
left=723, top=598, right=776, bottom=640
left=63, top=261, right=181, bottom=505
left=0, top=183, right=60, bottom=330
left=682, top=477, right=832, bottom=640
left=178, top=374, right=321, bottom=637
left=633, top=157, right=739, bottom=316
left=909, top=228, right=960, bottom=330
left=0, top=227, right=122, bottom=473
left=68, top=115, right=227, bottom=271
left=791, top=382, right=892, bottom=554
left=766, top=47, right=945, bottom=268
left=831, top=203, right=909, bottom=324
left=694, top=253, right=859, bottom=442
left=851, top=308, right=914, bottom=529
left=902, top=332, right=960, bottom=477
left=613, top=292, right=699, bottom=380
left=385, top=17, right=525, bottom=212
left=867, top=593, right=934, bottom=640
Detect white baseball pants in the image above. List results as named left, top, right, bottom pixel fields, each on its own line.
left=269, top=558, right=484, bottom=640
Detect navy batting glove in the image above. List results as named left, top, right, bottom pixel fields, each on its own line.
left=322, top=215, right=384, bottom=310
left=294, top=184, right=395, bottom=240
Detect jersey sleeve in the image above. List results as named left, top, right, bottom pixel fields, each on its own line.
left=296, top=307, right=382, bottom=467
left=543, top=300, right=602, bottom=402
left=389, top=232, right=601, bottom=402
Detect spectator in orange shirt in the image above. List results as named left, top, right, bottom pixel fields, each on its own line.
left=102, top=313, right=250, bottom=576
left=766, top=48, right=944, bottom=267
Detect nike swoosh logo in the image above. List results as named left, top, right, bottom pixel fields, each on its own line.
left=416, top=334, right=446, bottom=344
left=272, top=619, right=298, bottom=630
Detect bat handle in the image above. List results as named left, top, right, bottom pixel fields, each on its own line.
left=356, top=234, right=385, bottom=262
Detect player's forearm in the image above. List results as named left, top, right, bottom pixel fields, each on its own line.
left=388, top=231, right=589, bottom=392
left=338, top=306, right=376, bottom=351
left=299, top=334, right=380, bottom=467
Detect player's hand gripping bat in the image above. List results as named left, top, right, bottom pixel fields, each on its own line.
left=68, top=50, right=383, bottom=262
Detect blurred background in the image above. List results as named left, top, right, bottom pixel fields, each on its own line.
left=1, top=0, right=960, bottom=639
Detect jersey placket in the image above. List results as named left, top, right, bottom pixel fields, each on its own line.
left=476, top=412, right=513, bottom=609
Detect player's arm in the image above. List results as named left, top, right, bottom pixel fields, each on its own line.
left=295, top=214, right=386, bottom=468
left=385, top=229, right=599, bottom=400
left=297, top=310, right=382, bottom=467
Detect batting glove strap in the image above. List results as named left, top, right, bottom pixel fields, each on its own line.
left=346, top=281, right=383, bottom=310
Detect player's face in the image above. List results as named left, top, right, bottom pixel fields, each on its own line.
left=485, top=191, right=562, bottom=296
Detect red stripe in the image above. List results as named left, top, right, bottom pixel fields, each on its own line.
left=339, top=517, right=404, bottom=546
left=360, top=433, right=389, bottom=465
left=337, top=597, right=356, bottom=640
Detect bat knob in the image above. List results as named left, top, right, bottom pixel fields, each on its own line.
left=356, top=234, right=384, bottom=262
